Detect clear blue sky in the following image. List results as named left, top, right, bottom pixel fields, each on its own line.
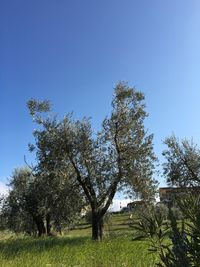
left=1, top=0, right=200, bottom=188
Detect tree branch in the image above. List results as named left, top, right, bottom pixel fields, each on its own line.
left=100, top=122, right=123, bottom=216
left=68, top=155, right=94, bottom=208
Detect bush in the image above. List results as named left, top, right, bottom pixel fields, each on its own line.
left=133, top=195, right=200, bottom=266
left=155, top=203, right=169, bottom=220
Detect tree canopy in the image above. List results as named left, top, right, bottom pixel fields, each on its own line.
left=27, top=82, right=157, bottom=240
left=163, top=135, right=200, bottom=187
left=1, top=167, right=83, bottom=236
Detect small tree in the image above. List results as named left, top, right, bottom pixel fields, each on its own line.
left=2, top=168, right=38, bottom=234
left=28, top=82, right=157, bottom=240
left=163, top=135, right=200, bottom=187
left=2, top=167, right=83, bottom=236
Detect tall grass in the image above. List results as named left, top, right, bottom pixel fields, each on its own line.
left=0, top=236, right=156, bottom=267
left=0, top=213, right=157, bottom=267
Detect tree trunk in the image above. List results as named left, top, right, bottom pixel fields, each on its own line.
left=92, top=210, right=104, bottom=241
left=46, top=214, right=52, bottom=236
left=34, top=216, right=46, bottom=237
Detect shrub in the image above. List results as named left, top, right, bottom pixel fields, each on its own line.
left=132, top=195, right=200, bottom=266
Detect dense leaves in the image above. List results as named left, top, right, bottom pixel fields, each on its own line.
left=133, top=195, right=200, bottom=266
left=1, top=168, right=83, bottom=236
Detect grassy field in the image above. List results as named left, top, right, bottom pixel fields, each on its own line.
left=0, top=213, right=157, bottom=267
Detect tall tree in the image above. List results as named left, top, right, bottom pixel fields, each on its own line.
left=163, top=135, right=200, bottom=187
left=28, top=82, right=157, bottom=240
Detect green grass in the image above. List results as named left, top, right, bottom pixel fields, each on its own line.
left=70, top=213, right=135, bottom=237
left=0, top=213, right=157, bottom=267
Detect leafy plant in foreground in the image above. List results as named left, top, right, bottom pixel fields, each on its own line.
left=132, top=195, right=200, bottom=266
left=132, top=208, right=172, bottom=266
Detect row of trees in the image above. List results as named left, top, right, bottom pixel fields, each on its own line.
left=1, top=82, right=200, bottom=241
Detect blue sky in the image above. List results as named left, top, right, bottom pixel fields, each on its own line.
left=1, top=0, right=200, bottom=191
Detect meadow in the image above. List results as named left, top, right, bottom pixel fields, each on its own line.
left=0, top=213, right=157, bottom=267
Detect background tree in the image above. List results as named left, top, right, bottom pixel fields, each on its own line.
left=28, top=82, right=157, bottom=240
left=1, top=168, right=37, bottom=234
left=163, top=135, right=200, bottom=187
left=2, top=167, right=83, bottom=236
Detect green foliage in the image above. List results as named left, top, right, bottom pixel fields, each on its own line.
left=133, top=195, right=200, bottom=266
left=1, top=167, right=83, bottom=236
left=1, top=168, right=37, bottom=234
left=155, top=203, right=183, bottom=222
left=178, top=196, right=200, bottom=265
left=163, top=135, right=200, bottom=187
left=132, top=207, right=170, bottom=252
left=155, top=203, right=169, bottom=221
left=27, top=82, right=157, bottom=240
left=167, top=208, right=190, bottom=267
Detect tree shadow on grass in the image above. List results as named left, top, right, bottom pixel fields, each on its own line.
left=74, top=225, right=91, bottom=230
left=110, top=226, right=133, bottom=232
left=0, top=236, right=89, bottom=259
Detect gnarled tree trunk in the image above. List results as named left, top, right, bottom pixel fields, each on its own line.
left=33, top=216, right=46, bottom=237
left=92, top=209, right=104, bottom=241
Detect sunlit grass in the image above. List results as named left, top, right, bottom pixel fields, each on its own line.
left=0, top=213, right=157, bottom=267
left=0, top=236, right=156, bottom=267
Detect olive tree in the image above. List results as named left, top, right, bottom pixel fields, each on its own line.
left=163, top=135, right=200, bottom=187
left=2, top=167, right=83, bottom=236
left=28, top=82, right=157, bottom=240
